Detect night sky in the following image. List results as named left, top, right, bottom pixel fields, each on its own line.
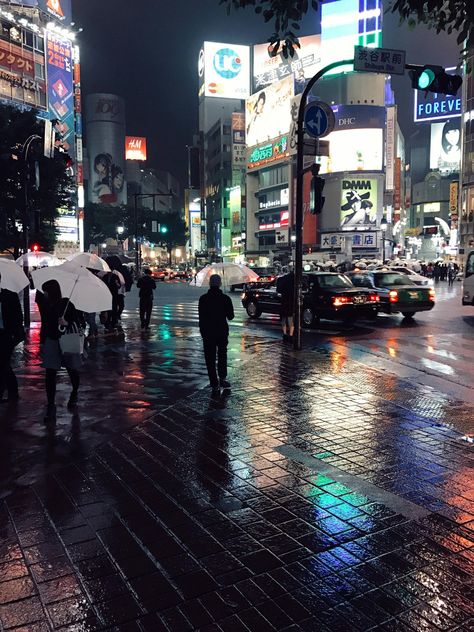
left=72, top=0, right=460, bottom=187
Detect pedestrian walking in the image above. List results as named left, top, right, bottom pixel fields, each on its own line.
left=36, top=280, right=84, bottom=422
left=448, top=265, right=456, bottom=286
left=0, top=282, right=24, bottom=404
left=137, top=268, right=156, bottom=329
left=98, top=270, right=121, bottom=332
left=198, top=274, right=234, bottom=395
left=276, top=270, right=295, bottom=342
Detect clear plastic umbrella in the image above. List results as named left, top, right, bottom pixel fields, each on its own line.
left=16, top=252, right=60, bottom=268
left=0, top=259, right=30, bottom=293
left=192, top=263, right=260, bottom=289
left=67, top=253, right=110, bottom=272
left=31, top=264, right=112, bottom=313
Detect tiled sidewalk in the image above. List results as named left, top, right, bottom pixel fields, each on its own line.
left=0, top=343, right=473, bottom=631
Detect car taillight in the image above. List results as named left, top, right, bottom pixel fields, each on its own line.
left=429, top=289, right=436, bottom=300
left=389, top=290, right=398, bottom=303
left=333, top=296, right=351, bottom=307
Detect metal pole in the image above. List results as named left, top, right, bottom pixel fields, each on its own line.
left=21, top=135, right=40, bottom=328
left=134, top=193, right=139, bottom=274
left=382, top=231, right=385, bottom=263
left=293, top=59, right=353, bottom=350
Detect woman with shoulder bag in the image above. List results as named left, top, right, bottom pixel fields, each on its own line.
left=0, top=279, right=24, bottom=404
left=36, top=279, right=84, bottom=422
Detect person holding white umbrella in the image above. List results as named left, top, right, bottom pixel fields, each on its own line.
left=0, top=262, right=27, bottom=403
left=35, top=279, right=85, bottom=422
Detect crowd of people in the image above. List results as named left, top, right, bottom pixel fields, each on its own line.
left=0, top=260, right=236, bottom=418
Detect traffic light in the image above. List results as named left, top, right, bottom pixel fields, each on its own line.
left=160, top=225, right=168, bottom=234
left=310, top=164, right=325, bottom=215
left=31, top=243, right=40, bottom=253
left=409, top=65, right=462, bottom=95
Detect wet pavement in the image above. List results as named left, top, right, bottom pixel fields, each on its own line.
left=0, top=284, right=473, bottom=630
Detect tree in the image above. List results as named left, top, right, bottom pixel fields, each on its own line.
left=83, top=203, right=134, bottom=248
left=221, top=0, right=474, bottom=49
left=0, top=105, right=73, bottom=258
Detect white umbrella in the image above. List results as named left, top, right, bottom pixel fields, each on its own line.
left=16, top=252, right=60, bottom=268
left=0, top=259, right=30, bottom=293
left=192, top=264, right=260, bottom=289
left=67, top=253, right=110, bottom=272
left=31, top=264, right=112, bottom=313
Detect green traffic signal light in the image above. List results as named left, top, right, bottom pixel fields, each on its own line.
left=160, top=225, right=168, bottom=234
left=418, top=68, right=436, bottom=90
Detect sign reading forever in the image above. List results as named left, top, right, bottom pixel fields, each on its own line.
left=354, top=45, right=406, bottom=75
left=304, top=101, right=335, bottom=139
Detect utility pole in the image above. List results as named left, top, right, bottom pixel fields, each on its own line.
left=22, top=134, right=41, bottom=328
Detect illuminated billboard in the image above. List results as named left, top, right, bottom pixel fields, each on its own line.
left=199, top=42, right=250, bottom=99
left=341, top=178, right=378, bottom=228
left=247, top=135, right=289, bottom=170
left=430, top=121, right=461, bottom=175
left=320, top=128, right=383, bottom=174
left=245, top=75, right=294, bottom=148
left=126, top=136, right=147, bottom=161
left=9, top=0, right=72, bottom=23
left=253, top=35, right=321, bottom=90
left=46, top=31, right=74, bottom=155
left=321, top=0, right=382, bottom=75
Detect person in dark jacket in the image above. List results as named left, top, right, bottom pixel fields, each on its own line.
left=137, top=269, right=156, bottom=329
left=198, top=274, right=234, bottom=394
left=36, top=280, right=84, bottom=422
left=276, top=271, right=294, bottom=342
left=0, top=281, right=24, bottom=403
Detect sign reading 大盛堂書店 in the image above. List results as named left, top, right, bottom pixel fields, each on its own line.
left=354, top=45, right=406, bottom=75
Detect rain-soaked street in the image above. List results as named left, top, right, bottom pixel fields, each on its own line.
left=0, top=281, right=472, bottom=630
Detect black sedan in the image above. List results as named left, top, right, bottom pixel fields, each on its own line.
left=346, top=271, right=436, bottom=320
left=241, top=272, right=380, bottom=326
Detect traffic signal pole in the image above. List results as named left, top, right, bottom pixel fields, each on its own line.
left=292, top=58, right=460, bottom=351
left=293, top=59, right=353, bottom=351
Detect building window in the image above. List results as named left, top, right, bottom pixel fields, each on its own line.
left=35, top=63, right=44, bottom=80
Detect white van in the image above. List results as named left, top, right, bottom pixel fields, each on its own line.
left=462, top=250, right=474, bottom=305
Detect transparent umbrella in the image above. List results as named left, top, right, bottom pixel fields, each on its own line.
left=0, top=259, right=30, bottom=293
left=67, top=253, right=110, bottom=272
left=16, top=252, right=60, bottom=268
left=31, top=264, right=112, bottom=313
left=192, top=263, right=260, bottom=289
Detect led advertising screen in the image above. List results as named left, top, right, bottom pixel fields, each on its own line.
left=200, top=42, right=250, bottom=99
left=319, top=128, right=384, bottom=174
left=253, top=35, right=321, bottom=91
left=340, top=178, right=378, bottom=228
left=430, top=121, right=461, bottom=175
left=245, top=75, right=294, bottom=148
left=125, top=136, right=147, bottom=161
left=321, top=0, right=382, bottom=75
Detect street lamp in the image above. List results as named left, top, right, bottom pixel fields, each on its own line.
left=380, top=218, right=388, bottom=263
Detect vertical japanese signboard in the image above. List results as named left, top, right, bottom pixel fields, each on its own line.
left=46, top=31, right=75, bottom=157
left=231, top=112, right=245, bottom=186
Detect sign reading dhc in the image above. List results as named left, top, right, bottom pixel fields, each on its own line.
left=415, top=93, right=462, bottom=123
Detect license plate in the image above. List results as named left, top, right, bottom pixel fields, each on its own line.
left=353, top=296, right=365, bottom=304
left=408, top=291, right=419, bottom=299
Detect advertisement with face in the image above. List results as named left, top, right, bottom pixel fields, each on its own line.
left=430, top=120, right=461, bottom=175
left=340, top=178, right=378, bottom=228
left=85, top=93, right=126, bottom=206
left=253, top=35, right=321, bottom=91
left=245, top=75, right=294, bottom=148
left=201, top=42, right=250, bottom=99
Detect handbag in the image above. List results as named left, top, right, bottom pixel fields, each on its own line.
left=59, top=321, right=84, bottom=355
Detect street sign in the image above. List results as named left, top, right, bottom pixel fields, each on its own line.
left=354, top=45, right=406, bottom=76
left=303, top=138, right=329, bottom=157
left=304, top=101, right=335, bottom=139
